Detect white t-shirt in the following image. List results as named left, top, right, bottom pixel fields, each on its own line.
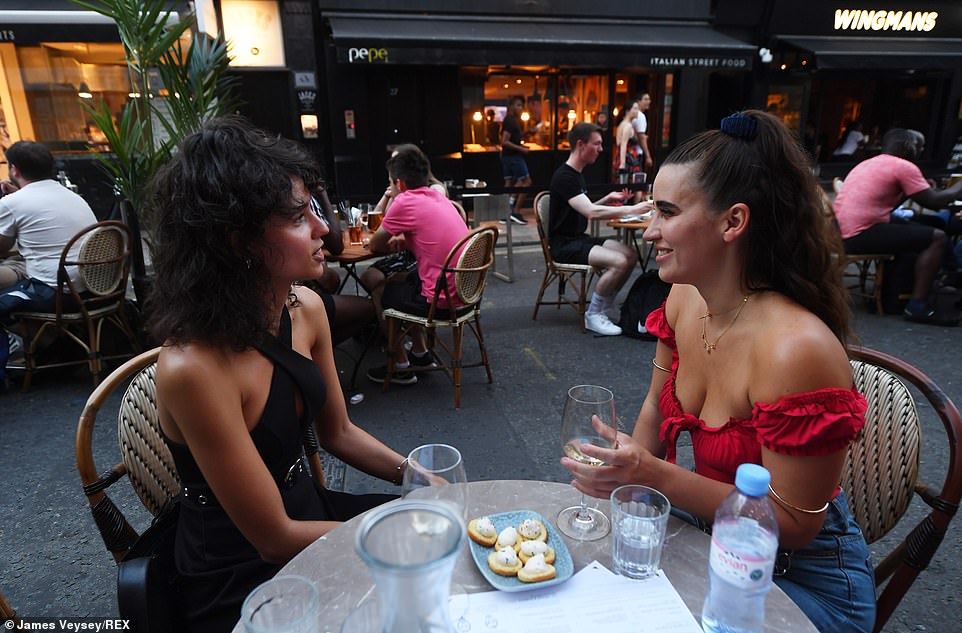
left=0, top=179, right=97, bottom=286
left=632, top=112, right=648, bottom=135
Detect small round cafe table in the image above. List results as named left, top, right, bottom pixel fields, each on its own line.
left=231, top=480, right=818, bottom=633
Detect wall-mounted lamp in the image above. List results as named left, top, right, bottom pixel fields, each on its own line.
left=612, top=106, right=620, bottom=117
left=78, top=82, right=93, bottom=99
left=520, top=111, right=530, bottom=122
left=567, top=109, right=577, bottom=120
left=472, top=111, right=483, bottom=122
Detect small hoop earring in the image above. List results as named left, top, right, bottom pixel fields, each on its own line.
left=245, top=258, right=252, bottom=270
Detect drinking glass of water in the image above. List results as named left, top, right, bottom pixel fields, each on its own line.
left=610, top=485, right=670, bottom=579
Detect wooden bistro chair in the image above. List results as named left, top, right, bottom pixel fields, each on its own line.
left=381, top=226, right=497, bottom=408
left=77, top=347, right=341, bottom=631
left=532, top=191, right=598, bottom=332
left=11, top=220, right=139, bottom=391
left=843, top=346, right=962, bottom=633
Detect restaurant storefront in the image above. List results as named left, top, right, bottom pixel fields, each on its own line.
left=313, top=1, right=754, bottom=198
left=715, top=0, right=962, bottom=173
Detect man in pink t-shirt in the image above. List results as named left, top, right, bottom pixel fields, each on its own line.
left=834, top=128, right=962, bottom=323
left=367, top=144, right=469, bottom=384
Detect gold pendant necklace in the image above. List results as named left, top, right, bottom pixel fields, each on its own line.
left=700, top=295, right=751, bottom=354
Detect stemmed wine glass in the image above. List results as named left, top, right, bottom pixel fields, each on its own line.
left=558, top=385, right=617, bottom=541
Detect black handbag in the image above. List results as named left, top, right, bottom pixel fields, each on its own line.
left=117, top=500, right=182, bottom=633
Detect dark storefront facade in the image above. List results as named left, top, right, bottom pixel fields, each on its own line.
left=310, top=1, right=754, bottom=199
left=715, top=0, right=962, bottom=175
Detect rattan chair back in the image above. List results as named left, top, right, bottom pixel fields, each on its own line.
left=535, top=191, right=552, bottom=259
left=116, top=358, right=181, bottom=516
left=75, top=223, right=129, bottom=296
left=844, top=346, right=962, bottom=632
left=453, top=227, right=496, bottom=305
left=843, top=358, right=921, bottom=543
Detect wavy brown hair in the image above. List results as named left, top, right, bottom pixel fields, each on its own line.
left=146, top=115, right=322, bottom=350
left=663, top=110, right=851, bottom=341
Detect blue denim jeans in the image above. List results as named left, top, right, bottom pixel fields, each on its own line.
left=672, top=489, right=875, bottom=633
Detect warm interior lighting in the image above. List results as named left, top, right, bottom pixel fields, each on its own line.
left=567, top=109, right=577, bottom=120
left=472, top=111, right=483, bottom=122
left=503, top=83, right=509, bottom=89
left=78, top=82, right=93, bottom=99
left=128, top=91, right=141, bottom=98
left=300, top=114, right=318, bottom=139
left=222, top=0, right=286, bottom=67
left=780, top=64, right=787, bottom=70
left=616, top=79, right=625, bottom=85
left=801, top=60, right=808, bottom=66
left=515, top=78, right=522, bottom=84
left=520, top=111, right=530, bottom=122
left=612, top=107, right=619, bottom=117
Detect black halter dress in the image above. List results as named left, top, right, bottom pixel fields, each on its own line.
left=164, top=307, right=394, bottom=632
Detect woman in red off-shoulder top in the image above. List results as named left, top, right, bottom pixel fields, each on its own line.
left=561, top=111, right=875, bottom=633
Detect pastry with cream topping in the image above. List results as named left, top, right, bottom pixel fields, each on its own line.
left=495, top=525, right=519, bottom=550
left=517, top=553, right=557, bottom=583
left=487, top=546, right=523, bottom=576
left=517, top=518, right=548, bottom=542
left=467, top=516, right=498, bottom=547
left=517, top=539, right=555, bottom=564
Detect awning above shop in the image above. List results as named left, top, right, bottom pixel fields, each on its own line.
left=778, top=35, right=962, bottom=70
left=325, top=13, right=754, bottom=70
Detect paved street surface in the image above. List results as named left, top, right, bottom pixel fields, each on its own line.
left=2, top=237, right=961, bottom=632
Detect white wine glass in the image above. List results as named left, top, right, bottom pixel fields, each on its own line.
left=401, top=443, right=469, bottom=522
left=559, top=385, right=617, bottom=541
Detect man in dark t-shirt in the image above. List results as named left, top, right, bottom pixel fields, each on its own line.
left=548, top=123, right=653, bottom=336
left=501, top=96, right=532, bottom=225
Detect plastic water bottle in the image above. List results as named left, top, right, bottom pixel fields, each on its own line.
left=701, top=463, right=780, bottom=633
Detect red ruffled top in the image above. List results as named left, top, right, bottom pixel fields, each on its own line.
left=645, top=305, right=866, bottom=486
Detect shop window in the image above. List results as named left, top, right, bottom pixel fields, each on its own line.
left=660, top=74, right=673, bottom=148
left=0, top=42, right=130, bottom=152
left=766, top=84, right=805, bottom=136
left=461, top=70, right=609, bottom=153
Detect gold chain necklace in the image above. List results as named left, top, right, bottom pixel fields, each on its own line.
left=700, top=295, right=751, bottom=354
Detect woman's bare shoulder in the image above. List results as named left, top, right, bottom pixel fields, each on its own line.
left=157, top=341, right=235, bottom=387
left=751, top=297, right=851, bottom=399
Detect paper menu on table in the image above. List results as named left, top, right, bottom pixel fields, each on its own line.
left=449, top=560, right=702, bottom=633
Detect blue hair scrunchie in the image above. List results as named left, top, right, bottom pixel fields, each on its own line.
left=720, top=114, right=758, bottom=140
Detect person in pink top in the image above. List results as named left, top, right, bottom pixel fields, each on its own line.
left=834, top=128, right=962, bottom=323
left=367, top=144, right=469, bottom=384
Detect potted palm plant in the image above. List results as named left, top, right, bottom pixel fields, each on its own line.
left=70, top=0, right=239, bottom=304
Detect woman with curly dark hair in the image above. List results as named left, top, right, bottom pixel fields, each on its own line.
left=147, top=116, right=405, bottom=632
left=562, top=111, right=875, bottom=632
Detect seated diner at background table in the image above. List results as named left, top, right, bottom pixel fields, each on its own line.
left=561, top=111, right=875, bottom=633
left=146, top=115, right=406, bottom=632
left=297, top=186, right=376, bottom=345
left=364, top=144, right=469, bottom=385
left=358, top=151, right=457, bottom=316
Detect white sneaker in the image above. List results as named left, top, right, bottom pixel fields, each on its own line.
left=585, top=312, right=622, bottom=336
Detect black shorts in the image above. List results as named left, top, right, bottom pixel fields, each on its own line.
left=381, top=270, right=433, bottom=317
left=550, top=235, right=607, bottom=265
left=844, top=221, right=935, bottom=255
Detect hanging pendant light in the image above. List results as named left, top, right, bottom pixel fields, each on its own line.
left=78, top=83, right=93, bottom=99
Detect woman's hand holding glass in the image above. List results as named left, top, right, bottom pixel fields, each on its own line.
left=561, top=415, right=658, bottom=501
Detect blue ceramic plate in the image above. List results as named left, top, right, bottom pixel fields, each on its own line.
left=468, top=510, right=574, bottom=592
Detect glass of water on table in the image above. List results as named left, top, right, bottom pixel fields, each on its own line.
left=610, top=485, right=671, bottom=579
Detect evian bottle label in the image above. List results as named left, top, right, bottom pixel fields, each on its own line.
left=709, top=534, right=775, bottom=589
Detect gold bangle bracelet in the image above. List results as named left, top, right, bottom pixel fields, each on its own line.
left=392, top=457, right=409, bottom=486
left=768, top=484, right=829, bottom=515
left=651, top=358, right=671, bottom=373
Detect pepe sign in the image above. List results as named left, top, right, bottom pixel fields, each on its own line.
left=347, top=47, right=390, bottom=63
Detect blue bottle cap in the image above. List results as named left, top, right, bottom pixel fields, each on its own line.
left=735, top=463, right=771, bottom=497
